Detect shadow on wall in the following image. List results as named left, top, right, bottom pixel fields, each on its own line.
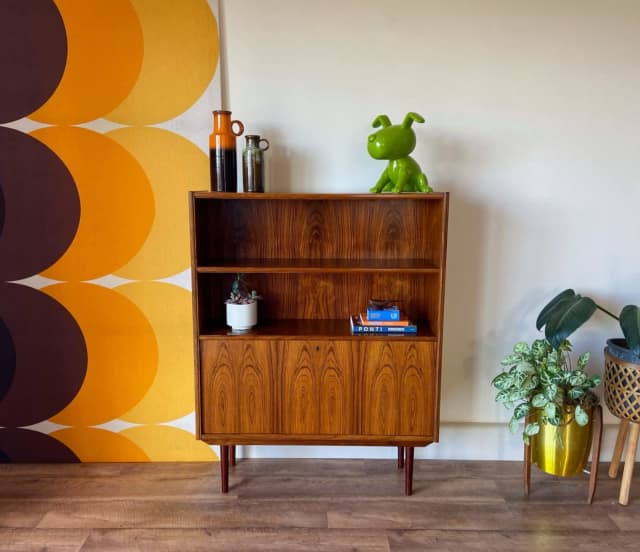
left=440, top=190, right=487, bottom=422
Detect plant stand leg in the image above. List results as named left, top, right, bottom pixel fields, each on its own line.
left=588, top=405, right=603, bottom=504
left=609, top=419, right=629, bottom=479
left=397, top=446, right=405, bottom=469
left=523, top=439, right=531, bottom=496
left=404, top=446, right=414, bottom=495
left=523, top=413, right=532, bottom=496
left=220, top=445, right=229, bottom=493
left=620, top=422, right=640, bottom=506
left=229, top=445, right=236, bottom=467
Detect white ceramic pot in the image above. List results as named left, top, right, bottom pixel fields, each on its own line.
left=226, top=301, right=257, bottom=332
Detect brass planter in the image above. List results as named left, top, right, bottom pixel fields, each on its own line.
left=531, top=405, right=594, bottom=476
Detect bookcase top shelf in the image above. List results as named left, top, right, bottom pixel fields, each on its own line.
left=196, top=259, right=441, bottom=273
left=191, top=191, right=448, bottom=201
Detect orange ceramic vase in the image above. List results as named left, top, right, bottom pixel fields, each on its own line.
left=209, top=110, right=244, bottom=192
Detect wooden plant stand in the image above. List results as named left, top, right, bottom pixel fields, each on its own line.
left=607, top=419, right=640, bottom=506
left=523, top=404, right=603, bottom=504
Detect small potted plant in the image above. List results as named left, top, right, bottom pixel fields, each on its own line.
left=225, top=273, right=261, bottom=332
left=492, top=338, right=601, bottom=476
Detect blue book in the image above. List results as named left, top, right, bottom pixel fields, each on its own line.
left=350, top=316, right=417, bottom=334
left=366, top=307, right=401, bottom=321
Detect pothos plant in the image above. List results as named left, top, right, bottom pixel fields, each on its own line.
left=225, top=273, right=262, bottom=305
left=492, top=338, right=601, bottom=443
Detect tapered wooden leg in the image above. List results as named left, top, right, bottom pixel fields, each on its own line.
left=397, top=446, right=405, bottom=469
left=588, top=405, right=603, bottom=504
left=523, top=427, right=531, bottom=496
left=229, top=445, right=236, bottom=467
left=404, top=446, right=414, bottom=495
left=609, top=419, right=629, bottom=479
left=220, top=445, right=229, bottom=493
left=619, top=422, right=640, bottom=506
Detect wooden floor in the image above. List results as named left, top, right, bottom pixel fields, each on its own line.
left=1, top=459, right=640, bottom=551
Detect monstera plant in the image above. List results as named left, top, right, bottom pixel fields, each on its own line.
left=536, top=289, right=640, bottom=358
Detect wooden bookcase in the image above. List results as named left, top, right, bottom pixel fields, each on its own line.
left=189, top=192, right=449, bottom=494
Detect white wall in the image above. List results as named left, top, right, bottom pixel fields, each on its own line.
left=219, top=0, right=640, bottom=460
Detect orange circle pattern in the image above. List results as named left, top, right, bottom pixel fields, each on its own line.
left=0, top=0, right=219, bottom=462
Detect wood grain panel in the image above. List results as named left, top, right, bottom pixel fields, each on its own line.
left=282, top=343, right=317, bottom=434
left=398, top=344, right=435, bottom=436
left=318, top=348, right=351, bottom=435
left=281, top=341, right=355, bottom=435
left=192, top=194, right=447, bottom=266
left=201, top=341, right=236, bottom=434
left=237, top=344, right=276, bottom=434
left=200, top=341, right=277, bottom=435
left=210, top=273, right=441, bottom=324
left=361, top=342, right=435, bottom=437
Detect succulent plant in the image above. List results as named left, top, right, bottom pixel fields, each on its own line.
left=225, top=273, right=262, bottom=305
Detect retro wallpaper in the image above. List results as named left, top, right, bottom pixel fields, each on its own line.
left=0, top=0, right=220, bottom=461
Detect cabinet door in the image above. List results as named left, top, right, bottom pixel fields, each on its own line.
left=360, top=342, right=436, bottom=437
left=200, top=340, right=277, bottom=435
left=281, top=341, right=355, bottom=435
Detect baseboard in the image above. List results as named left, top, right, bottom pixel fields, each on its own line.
left=235, top=421, right=621, bottom=461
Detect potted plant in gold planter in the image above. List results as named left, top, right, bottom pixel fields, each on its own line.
left=492, top=338, right=601, bottom=476
left=225, top=273, right=261, bottom=332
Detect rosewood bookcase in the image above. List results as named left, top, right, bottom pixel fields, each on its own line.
left=189, top=192, right=449, bottom=494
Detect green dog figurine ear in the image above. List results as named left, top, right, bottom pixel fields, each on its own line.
left=367, top=112, right=432, bottom=193
left=372, top=115, right=392, bottom=128
left=401, top=112, right=425, bottom=128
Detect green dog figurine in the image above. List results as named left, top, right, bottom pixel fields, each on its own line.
left=368, top=112, right=432, bottom=193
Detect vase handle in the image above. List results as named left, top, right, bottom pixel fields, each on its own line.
left=231, top=120, right=244, bottom=136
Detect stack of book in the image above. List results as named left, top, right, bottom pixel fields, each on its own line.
left=350, top=300, right=417, bottom=334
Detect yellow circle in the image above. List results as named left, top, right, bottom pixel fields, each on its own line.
left=117, top=282, right=195, bottom=424
left=107, top=127, right=208, bottom=280
left=51, top=427, right=149, bottom=462
left=120, top=425, right=217, bottom=461
left=44, top=283, right=158, bottom=427
left=105, top=0, right=219, bottom=125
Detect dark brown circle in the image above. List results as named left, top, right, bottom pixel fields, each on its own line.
left=0, top=283, right=87, bottom=428
left=0, top=429, right=78, bottom=462
left=0, top=317, right=15, bottom=402
left=0, top=0, right=67, bottom=123
left=0, top=127, right=80, bottom=280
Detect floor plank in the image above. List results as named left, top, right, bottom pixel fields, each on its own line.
left=80, top=528, right=389, bottom=552
left=35, top=499, right=329, bottom=530
left=0, top=459, right=639, bottom=551
left=0, top=528, right=88, bottom=552
left=387, top=530, right=640, bottom=551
